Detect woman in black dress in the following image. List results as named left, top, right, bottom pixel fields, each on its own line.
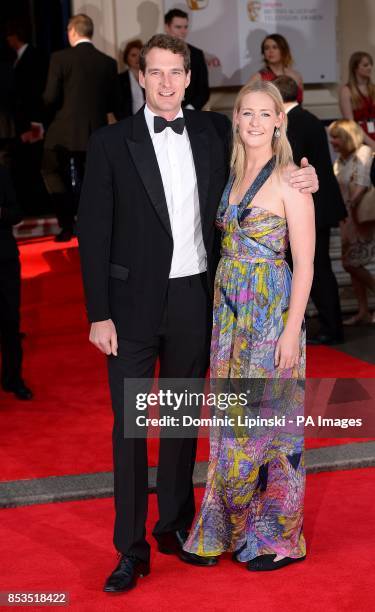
left=115, top=39, right=144, bottom=120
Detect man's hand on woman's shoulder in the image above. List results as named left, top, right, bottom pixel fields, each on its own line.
left=289, top=157, right=319, bottom=194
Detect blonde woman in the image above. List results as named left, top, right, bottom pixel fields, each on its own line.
left=339, top=52, right=375, bottom=150
left=181, top=81, right=315, bottom=571
left=329, top=120, right=375, bottom=325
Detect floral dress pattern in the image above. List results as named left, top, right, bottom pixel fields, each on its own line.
left=183, top=158, right=306, bottom=562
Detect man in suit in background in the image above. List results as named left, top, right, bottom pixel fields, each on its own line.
left=164, top=8, right=209, bottom=110
left=42, top=13, right=118, bottom=242
left=5, top=20, right=48, bottom=216
left=78, top=35, right=318, bottom=594
left=6, top=20, right=47, bottom=140
left=0, top=165, right=32, bottom=400
left=0, top=53, right=17, bottom=169
left=275, top=76, right=347, bottom=345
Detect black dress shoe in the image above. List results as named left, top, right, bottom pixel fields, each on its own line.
left=54, top=229, right=73, bottom=242
left=154, top=529, right=188, bottom=555
left=103, top=554, right=150, bottom=593
left=307, top=333, right=344, bottom=346
left=247, top=554, right=306, bottom=571
left=2, top=381, right=33, bottom=400
left=179, top=549, right=219, bottom=566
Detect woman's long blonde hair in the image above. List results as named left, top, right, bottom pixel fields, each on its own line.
left=347, top=52, right=375, bottom=110
left=231, top=80, right=293, bottom=191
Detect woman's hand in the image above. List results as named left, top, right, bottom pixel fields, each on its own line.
left=275, top=330, right=300, bottom=369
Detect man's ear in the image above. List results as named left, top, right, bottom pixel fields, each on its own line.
left=185, top=70, right=191, bottom=89
left=139, top=70, right=145, bottom=88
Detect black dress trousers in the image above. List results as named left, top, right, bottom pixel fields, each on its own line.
left=310, top=228, right=343, bottom=338
left=0, top=257, right=22, bottom=388
left=107, top=272, right=211, bottom=562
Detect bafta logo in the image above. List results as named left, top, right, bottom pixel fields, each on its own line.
left=186, top=0, right=209, bottom=9
left=247, top=1, right=262, bottom=21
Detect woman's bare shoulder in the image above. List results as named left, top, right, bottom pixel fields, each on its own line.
left=278, top=163, right=299, bottom=185
left=277, top=164, right=314, bottom=205
left=339, top=84, right=351, bottom=98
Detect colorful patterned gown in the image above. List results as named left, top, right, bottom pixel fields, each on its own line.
left=183, top=158, right=306, bottom=562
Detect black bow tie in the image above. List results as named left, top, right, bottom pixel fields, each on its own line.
left=154, top=116, right=185, bottom=135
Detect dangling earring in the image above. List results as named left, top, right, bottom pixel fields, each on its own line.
left=274, top=127, right=281, bottom=138
left=235, top=125, right=239, bottom=134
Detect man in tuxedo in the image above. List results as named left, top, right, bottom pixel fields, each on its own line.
left=42, top=14, right=118, bottom=242
left=274, top=76, right=347, bottom=344
left=164, top=8, right=209, bottom=110
left=78, top=35, right=318, bottom=594
left=0, top=165, right=32, bottom=400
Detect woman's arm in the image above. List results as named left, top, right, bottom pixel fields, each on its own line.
left=339, top=85, right=353, bottom=119
left=349, top=184, right=368, bottom=207
left=275, top=169, right=315, bottom=368
left=349, top=147, right=373, bottom=213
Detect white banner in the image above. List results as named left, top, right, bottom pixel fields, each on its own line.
left=164, top=0, right=337, bottom=86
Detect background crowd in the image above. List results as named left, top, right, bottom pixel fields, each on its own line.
left=0, top=8, right=375, bottom=400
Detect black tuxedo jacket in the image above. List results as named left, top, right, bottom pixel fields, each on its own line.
left=286, top=105, right=346, bottom=229
left=77, top=108, right=231, bottom=340
left=14, top=44, right=47, bottom=132
left=0, top=165, right=22, bottom=262
left=0, top=60, right=16, bottom=139
left=43, top=42, right=118, bottom=152
left=183, top=44, right=210, bottom=110
left=114, top=69, right=145, bottom=120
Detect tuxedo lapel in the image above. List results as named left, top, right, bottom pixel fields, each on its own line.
left=184, top=111, right=210, bottom=226
left=125, top=109, right=172, bottom=238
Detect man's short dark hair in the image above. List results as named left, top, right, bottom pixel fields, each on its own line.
left=68, top=14, right=94, bottom=38
left=164, top=8, right=188, bottom=24
left=139, top=34, right=190, bottom=74
left=5, top=19, right=30, bottom=43
left=273, top=76, right=299, bottom=103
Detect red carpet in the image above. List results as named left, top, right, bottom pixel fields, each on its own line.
left=0, top=468, right=374, bottom=612
left=0, top=237, right=373, bottom=482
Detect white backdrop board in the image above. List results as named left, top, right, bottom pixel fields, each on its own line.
left=164, top=1, right=337, bottom=86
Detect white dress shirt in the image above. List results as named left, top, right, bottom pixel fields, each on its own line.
left=129, top=70, right=144, bottom=115
left=14, top=43, right=28, bottom=66
left=73, top=38, right=93, bottom=47
left=285, top=102, right=299, bottom=114
left=144, top=105, right=207, bottom=278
